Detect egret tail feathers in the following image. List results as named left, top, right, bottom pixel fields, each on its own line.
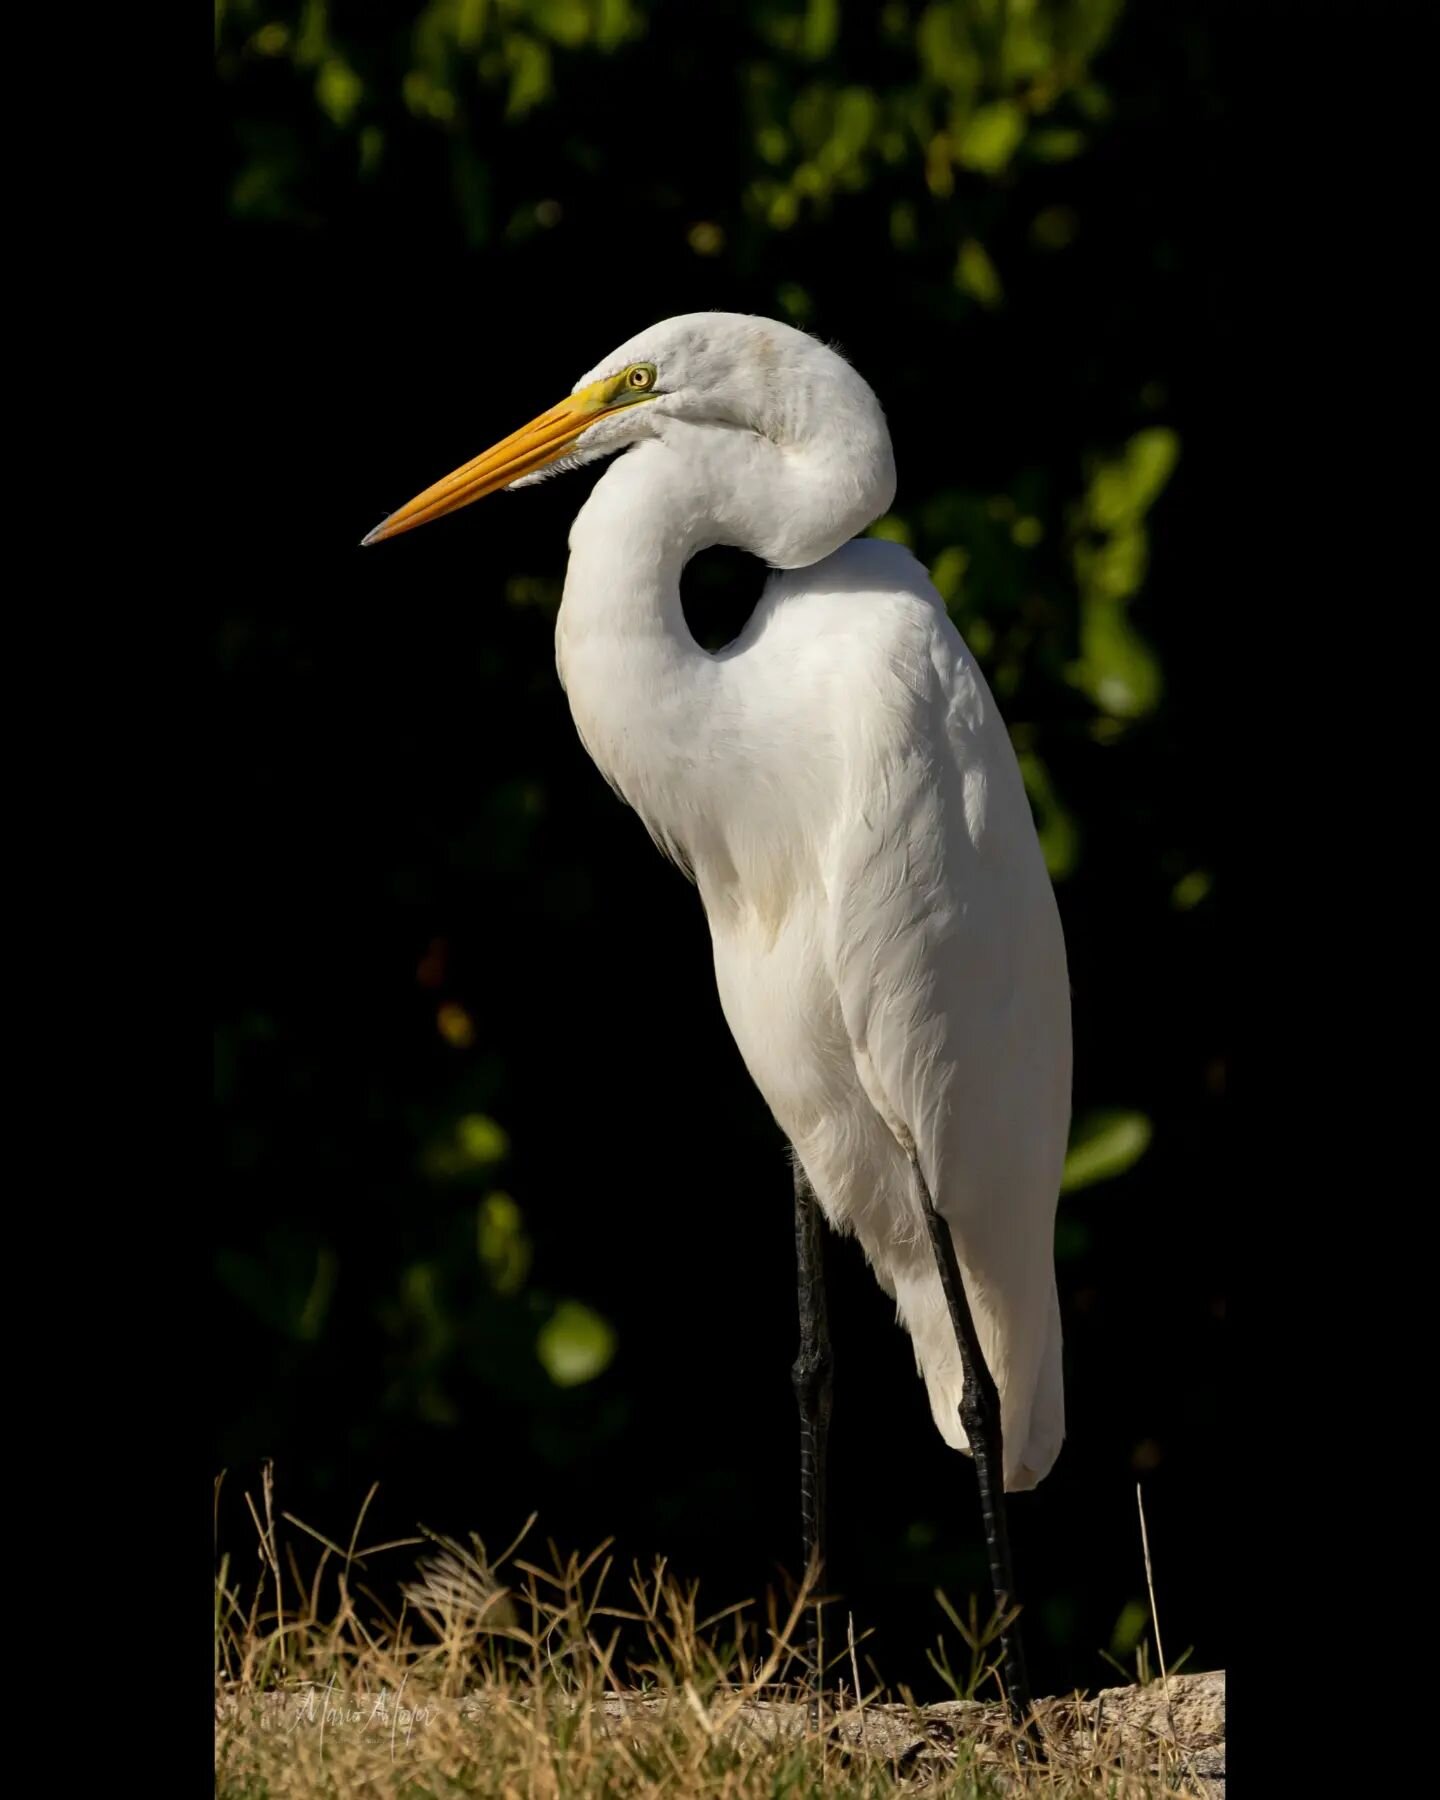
left=891, top=1254, right=1064, bottom=1493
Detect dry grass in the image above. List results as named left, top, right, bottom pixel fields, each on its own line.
left=214, top=1466, right=1204, bottom=1799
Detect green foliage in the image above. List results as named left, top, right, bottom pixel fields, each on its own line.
left=422, top=1112, right=511, bottom=1180
left=477, top=1192, right=532, bottom=1294
left=1062, top=1109, right=1153, bottom=1194
left=1068, top=428, right=1179, bottom=720
left=216, top=1236, right=339, bottom=1342
left=1018, top=746, right=1080, bottom=881
left=537, top=1299, right=618, bottom=1386
left=1109, top=1596, right=1148, bottom=1657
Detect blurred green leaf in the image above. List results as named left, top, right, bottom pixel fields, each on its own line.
left=930, top=545, right=970, bottom=604
left=956, top=238, right=1003, bottom=307
left=422, top=1113, right=511, bottom=1181
left=296, top=1247, right=337, bottom=1340
left=1090, top=429, right=1180, bottom=531
left=505, top=34, right=553, bottom=118
left=1062, top=1110, right=1153, bottom=1193
left=1068, top=429, right=1180, bottom=719
left=1110, top=1598, right=1149, bottom=1657
left=1018, top=749, right=1079, bottom=882
left=316, top=58, right=363, bottom=127
left=868, top=514, right=914, bottom=548
left=1070, top=579, right=1163, bottom=718
left=477, top=1191, right=532, bottom=1295
left=536, top=1301, right=617, bottom=1387
left=1030, top=127, right=1086, bottom=161
left=215, top=1237, right=337, bottom=1342
left=956, top=101, right=1025, bottom=174
left=1171, top=869, right=1212, bottom=911
left=403, top=69, right=458, bottom=123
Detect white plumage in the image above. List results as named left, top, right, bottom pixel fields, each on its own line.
left=366, top=311, right=1072, bottom=1492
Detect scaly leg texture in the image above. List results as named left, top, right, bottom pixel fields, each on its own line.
left=791, top=1158, right=833, bottom=1676
left=911, top=1154, right=1035, bottom=1729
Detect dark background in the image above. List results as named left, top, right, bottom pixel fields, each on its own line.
left=215, top=0, right=1223, bottom=1698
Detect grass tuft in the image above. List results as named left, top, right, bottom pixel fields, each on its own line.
left=215, top=1466, right=1207, bottom=1798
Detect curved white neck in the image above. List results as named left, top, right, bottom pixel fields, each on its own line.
left=553, top=443, right=727, bottom=869
left=553, top=420, right=892, bottom=875
left=560, top=441, right=705, bottom=659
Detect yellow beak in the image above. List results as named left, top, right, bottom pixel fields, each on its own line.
left=361, top=376, right=636, bottom=546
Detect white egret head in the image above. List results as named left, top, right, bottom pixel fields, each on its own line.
left=361, top=312, right=896, bottom=567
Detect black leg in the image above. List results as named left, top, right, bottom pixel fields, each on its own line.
left=791, top=1157, right=833, bottom=1674
left=911, top=1154, right=1036, bottom=1732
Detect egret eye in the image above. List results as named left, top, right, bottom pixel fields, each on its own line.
left=626, top=365, right=655, bottom=392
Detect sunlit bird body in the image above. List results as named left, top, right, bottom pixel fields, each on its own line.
left=365, top=313, right=1072, bottom=1718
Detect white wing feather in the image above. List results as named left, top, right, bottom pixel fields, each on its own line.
left=740, top=540, right=1070, bottom=1488
left=559, top=507, right=1070, bottom=1490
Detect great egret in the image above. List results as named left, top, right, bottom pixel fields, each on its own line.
left=363, top=313, right=1071, bottom=1720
